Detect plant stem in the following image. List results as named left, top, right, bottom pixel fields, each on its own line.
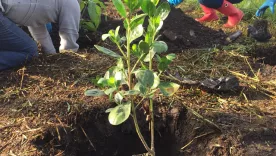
left=116, top=43, right=127, bottom=60
left=149, top=98, right=155, bottom=154
left=148, top=30, right=155, bottom=154
left=126, top=17, right=153, bottom=155
left=132, top=102, right=154, bottom=155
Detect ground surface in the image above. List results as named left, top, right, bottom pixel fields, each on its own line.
left=1, top=2, right=276, bottom=156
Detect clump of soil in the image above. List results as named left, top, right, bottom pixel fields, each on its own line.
left=247, top=19, right=272, bottom=42
left=253, top=45, right=276, bottom=65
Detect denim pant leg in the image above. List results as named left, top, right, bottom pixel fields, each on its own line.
left=0, top=13, right=38, bottom=71
left=198, top=0, right=243, bottom=8
left=198, top=0, right=224, bottom=8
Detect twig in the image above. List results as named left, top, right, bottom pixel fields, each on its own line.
left=55, top=114, right=68, bottom=134
left=80, top=126, right=96, bottom=151
left=180, top=131, right=215, bottom=150
left=0, top=124, right=20, bottom=131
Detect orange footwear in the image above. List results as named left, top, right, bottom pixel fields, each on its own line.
left=216, top=0, right=244, bottom=28
left=195, top=4, right=219, bottom=22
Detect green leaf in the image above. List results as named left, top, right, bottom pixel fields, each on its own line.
left=130, top=14, right=147, bottom=29
left=151, top=0, right=159, bottom=6
left=144, top=50, right=156, bottom=62
left=97, top=77, right=107, bottom=85
left=135, top=70, right=154, bottom=88
left=122, top=90, right=140, bottom=95
left=85, top=89, right=105, bottom=96
left=102, top=34, right=110, bottom=41
left=82, top=22, right=96, bottom=31
left=116, top=58, right=124, bottom=69
left=152, top=41, right=168, bottom=54
left=115, top=26, right=121, bottom=41
left=105, top=108, right=115, bottom=113
left=141, top=0, right=156, bottom=17
left=130, top=24, right=144, bottom=43
left=108, top=77, right=116, bottom=87
left=166, top=53, right=176, bottom=61
left=157, top=53, right=176, bottom=71
left=134, top=82, right=147, bottom=94
left=94, top=45, right=121, bottom=58
left=80, top=1, right=86, bottom=11
left=112, top=0, right=127, bottom=18
left=158, top=82, right=180, bottom=96
left=88, top=1, right=101, bottom=28
left=155, top=2, right=171, bottom=21
left=114, top=92, right=123, bottom=104
left=151, top=73, right=160, bottom=89
left=104, top=87, right=117, bottom=95
left=139, top=41, right=150, bottom=54
left=108, top=102, right=131, bottom=125
left=124, top=0, right=141, bottom=12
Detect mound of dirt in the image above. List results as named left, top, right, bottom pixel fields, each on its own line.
left=161, top=7, right=226, bottom=51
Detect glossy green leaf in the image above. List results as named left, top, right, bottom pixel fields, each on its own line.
left=134, top=82, right=147, bottom=94
left=102, top=34, right=110, bottom=41
left=135, top=70, right=154, bottom=88
left=108, top=77, right=116, bottom=86
left=151, top=0, right=159, bottom=6
left=112, top=0, right=127, bottom=18
left=130, top=24, right=144, bottom=43
left=82, top=22, right=96, bottom=31
left=94, top=45, right=121, bottom=58
left=80, top=1, right=86, bottom=11
left=144, top=50, right=156, bottom=62
left=130, top=14, right=147, bottom=29
left=104, top=87, right=117, bottom=95
left=158, top=82, right=180, bottom=96
left=141, top=0, right=156, bottom=17
left=157, top=53, right=175, bottom=71
left=155, top=2, right=171, bottom=21
left=124, top=0, right=141, bottom=12
left=122, top=90, right=140, bottom=95
left=114, top=92, right=124, bottom=104
left=88, top=1, right=101, bottom=28
left=152, top=41, right=168, bottom=53
left=85, top=89, right=105, bottom=96
left=139, top=41, right=150, bottom=54
left=108, top=102, right=131, bottom=125
left=105, top=107, right=115, bottom=113
left=151, top=73, right=160, bottom=89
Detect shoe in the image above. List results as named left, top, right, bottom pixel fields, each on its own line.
left=195, top=4, right=219, bottom=22
left=216, top=0, right=244, bottom=28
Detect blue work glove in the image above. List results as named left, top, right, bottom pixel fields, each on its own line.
left=256, top=0, right=276, bottom=17
left=167, top=0, right=183, bottom=6
left=46, top=23, right=52, bottom=33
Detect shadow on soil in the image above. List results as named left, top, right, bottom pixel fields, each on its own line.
left=31, top=103, right=221, bottom=156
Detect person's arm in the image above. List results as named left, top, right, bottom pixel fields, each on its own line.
left=28, top=25, right=56, bottom=54
left=256, top=0, right=276, bottom=17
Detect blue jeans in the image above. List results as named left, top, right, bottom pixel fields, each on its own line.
left=199, top=0, right=243, bottom=8
left=0, top=12, right=38, bottom=71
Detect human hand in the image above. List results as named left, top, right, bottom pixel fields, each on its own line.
left=256, top=0, right=276, bottom=17
left=46, top=23, right=52, bottom=33
left=167, top=0, right=183, bottom=6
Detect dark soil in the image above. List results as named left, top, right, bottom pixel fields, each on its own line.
left=161, top=7, right=226, bottom=51
left=253, top=45, right=276, bottom=65
left=1, top=2, right=276, bottom=156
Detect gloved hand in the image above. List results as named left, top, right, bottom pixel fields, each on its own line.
left=46, top=23, right=52, bottom=33
left=256, top=0, right=276, bottom=17
left=167, top=0, right=183, bottom=6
